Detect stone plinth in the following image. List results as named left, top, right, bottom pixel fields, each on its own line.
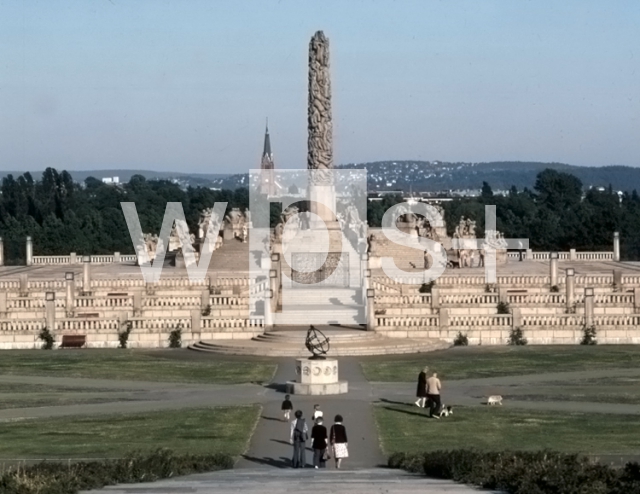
left=286, top=357, right=348, bottom=395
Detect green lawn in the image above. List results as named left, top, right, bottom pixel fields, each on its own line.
left=361, top=345, right=640, bottom=381
left=0, top=383, right=143, bottom=410
left=0, top=406, right=260, bottom=459
left=374, top=403, right=640, bottom=456
left=0, top=350, right=276, bottom=384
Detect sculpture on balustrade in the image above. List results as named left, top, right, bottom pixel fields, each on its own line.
left=198, top=207, right=222, bottom=240
left=452, top=216, right=477, bottom=267
left=169, top=220, right=192, bottom=252
left=223, top=208, right=247, bottom=241
left=482, top=230, right=509, bottom=265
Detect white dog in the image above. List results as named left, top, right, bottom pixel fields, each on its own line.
left=437, top=405, right=453, bottom=417
left=487, top=395, right=503, bottom=406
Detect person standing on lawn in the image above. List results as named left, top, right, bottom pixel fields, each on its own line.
left=426, top=371, right=442, bottom=418
left=415, top=366, right=429, bottom=407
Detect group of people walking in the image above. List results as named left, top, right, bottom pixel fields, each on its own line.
left=282, top=396, right=348, bottom=469
left=415, top=366, right=443, bottom=418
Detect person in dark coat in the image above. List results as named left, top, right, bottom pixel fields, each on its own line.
left=290, top=410, right=308, bottom=468
left=415, top=366, right=429, bottom=407
left=330, top=415, right=348, bottom=469
left=311, top=416, right=328, bottom=468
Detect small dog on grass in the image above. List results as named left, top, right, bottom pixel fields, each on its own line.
left=435, top=405, right=453, bottom=417
left=487, top=395, right=503, bottom=406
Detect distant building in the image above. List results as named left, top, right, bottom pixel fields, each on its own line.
left=101, top=176, right=119, bottom=184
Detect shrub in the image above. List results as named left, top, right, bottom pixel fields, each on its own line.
left=453, top=332, right=469, bottom=346
left=0, top=448, right=233, bottom=494
left=202, top=304, right=212, bottom=316
left=389, top=449, right=637, bottom=494
left=118, top=321, right=133, bottom=349
left=497, top=301, right=511, bottom=314
left=419, top=281, right=435, bottom=294
left=508, top=327, right=528, bottom=346
left=550, top=285, right=560, bottom=292
left=38, top=327, right=55, bottom=350
left=580, top=325, right=597, bottom=345
left=169, top=324, right=183, bottom=348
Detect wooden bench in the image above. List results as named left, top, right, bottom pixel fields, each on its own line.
left=75, top=313, right=100, bottom=318
left=60, top=335, right=87, bottom=348
left=107, top=292, right=129, bottom=296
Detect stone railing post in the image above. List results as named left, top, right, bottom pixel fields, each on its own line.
left=45, top=292, right=56, bottom=331
left=584, top=287, right=594, bottom=327
left=264, top=289, right=273, bottom=330
left=269, top=269, right=279, bottom=313
left=526, top=248, right=533, bottom=260
left=613, top=232, right=620, bottom=262
left=498, top=286, right=508, bottom=304
left=200, top=289, right=210, bottom=312
left=0, top=236, right=4, bottom=266
left=191, top=309, right=201, bottom=335
left=569, top=248, right=576, bottom=261
left=634, top=287, right=640, bottom=314
left=208, top=273, right=218, bottom=292
left=362, top=268, right=370, bottom=305
left=26, top=236, right=33, bottom=266
left=430, top=285, right=440, bottom=310
left=613, top=269, right=623, bottom=292
left=65, top=272, right=75, bottom=317
left=114, top=252, right=121, bottom=263
left=82, top=255, right=91, bottom=294
left=133, top=289, right=143, bottom=317
left=70, top=252, right=77, bottom=264
left=366, top=288, right=376, bottom=331
left=439, top=307, right=449, bottom=330
left=565, top=268, right=575, bottom=312
left=549, top=252, right=558, bottom=288
left=19, top=273, right=28, bottom=297
left=0, top=292, right=7, bottom=319
left=511, top=307, right=523, bottom=329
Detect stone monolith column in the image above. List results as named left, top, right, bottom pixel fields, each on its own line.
left=307, top=31, right=337, bottom=228
left=0, top=237, right=4, bottom=266
left=82, top=256, right=91, bottom=294
left=45, top=292, right=56, bottom=330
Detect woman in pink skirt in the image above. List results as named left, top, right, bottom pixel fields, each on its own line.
left=329, top=414, right=348, bottom=469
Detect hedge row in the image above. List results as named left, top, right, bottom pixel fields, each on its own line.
left=388, top=450, right=640, bottom=494
left=0, top=448, right=234, bottom=494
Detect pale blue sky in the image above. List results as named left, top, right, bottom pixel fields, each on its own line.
left=0, top=0, right=638, bottom=173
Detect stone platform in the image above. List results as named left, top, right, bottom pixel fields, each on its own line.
left=189, top=327, right=450, bottom=356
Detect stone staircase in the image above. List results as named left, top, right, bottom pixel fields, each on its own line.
left=81, top=467, right=490, bottom=494
left=277, top=287, right=364, bottom=325
left=189, top=327, right=450, bottom=356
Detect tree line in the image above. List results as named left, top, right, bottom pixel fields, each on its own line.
left=0, top=167, right=637, bottom=264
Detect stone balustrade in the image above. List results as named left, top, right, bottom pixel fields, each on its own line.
left=440, top=293, right=499, bottom=305
left=56, top=318, right=121, bottom=331
left=376, top=315, right=439, bottom=327
left=449, top=314, right=512, bottom=328
left=375, top=294, right=431, bottom=306
left=75, top=295, right=133, bottom=308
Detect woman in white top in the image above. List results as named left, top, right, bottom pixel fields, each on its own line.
left=312, top=404, right=323, bottom=421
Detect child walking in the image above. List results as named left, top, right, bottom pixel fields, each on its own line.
left=281, top=394, right=293, bottom=422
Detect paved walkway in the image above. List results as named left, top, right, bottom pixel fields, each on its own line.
left=237, top=358, right=386, bottom=469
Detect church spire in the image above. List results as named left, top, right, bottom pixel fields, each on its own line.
left=262, top=118, right=272, bottom=159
